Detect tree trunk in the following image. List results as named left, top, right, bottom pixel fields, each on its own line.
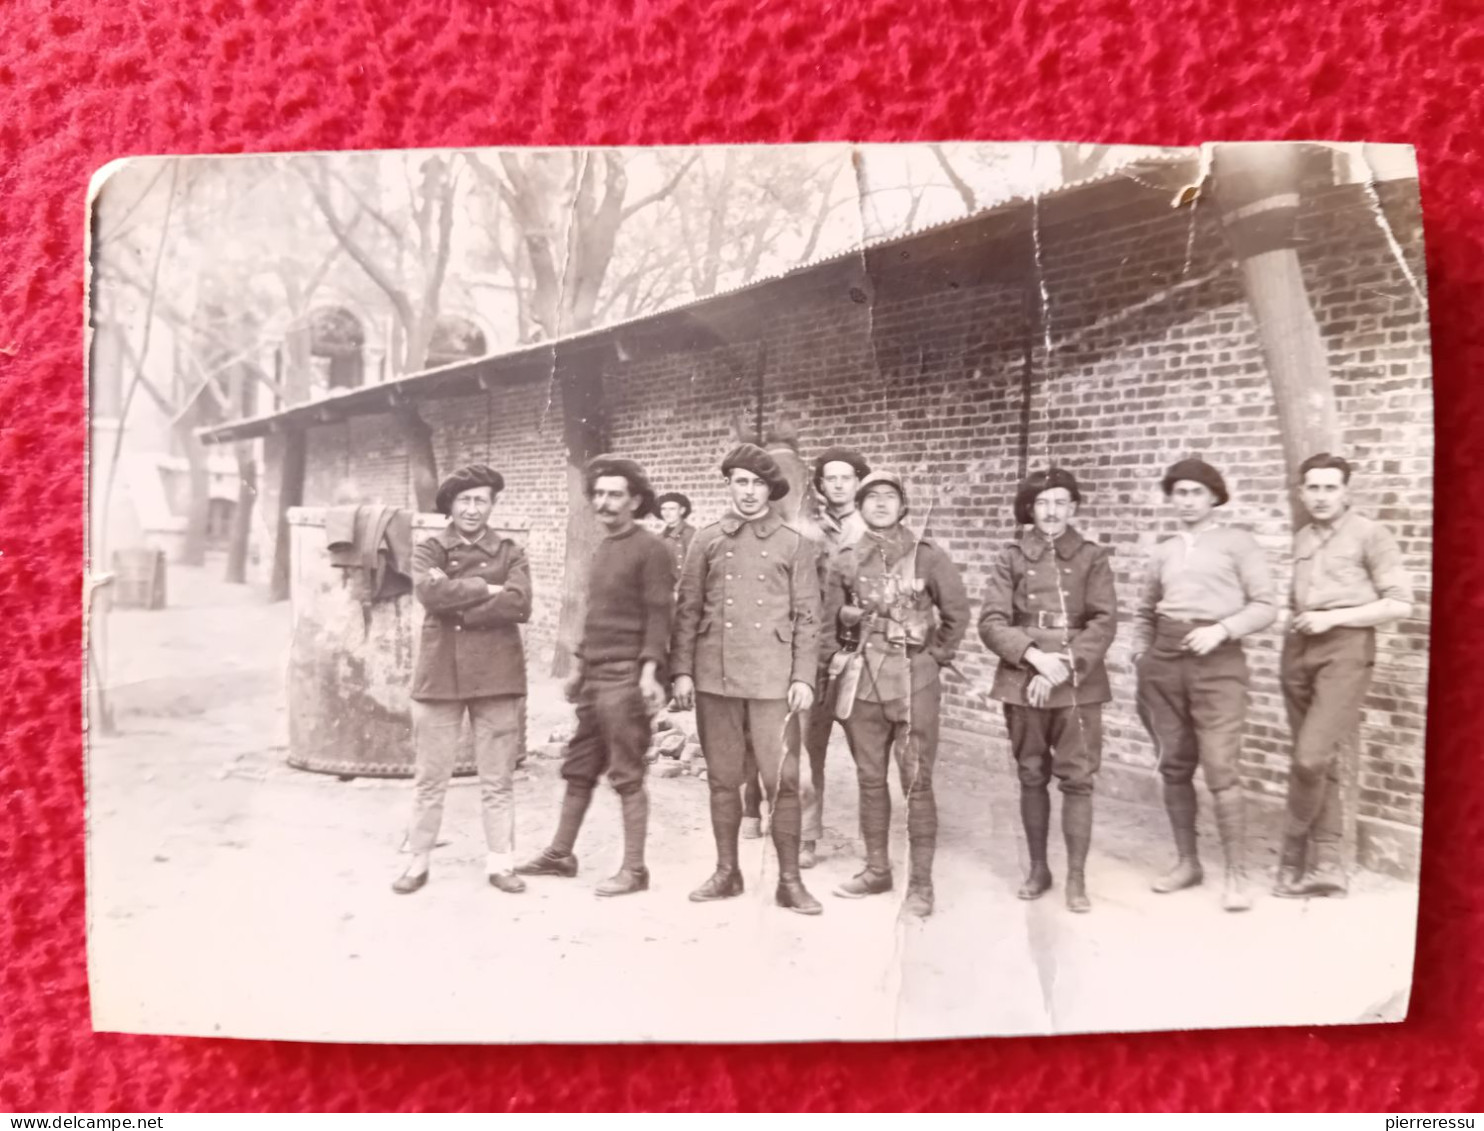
left=551, top=363, right=606, bottom=678
left=270, top=428, right=307, bottom=603
left=225, top=442, right=257, bottom=584
left=176, top=401, right=212, bottom=567
left=396, top=406, right=439, bottom=512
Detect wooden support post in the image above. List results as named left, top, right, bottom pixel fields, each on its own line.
left=1212, top=143, right=1359, bottom=872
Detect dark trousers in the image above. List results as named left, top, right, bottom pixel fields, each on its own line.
left=1280, top=626, right=1376, bottom=846
left=1003, top=703, right=1103, bottom=796
left=1136, top=619, right=1250, bottom=793
left=696, top=692, right=801, bottom=837
left=561, top=661, right=651, bottom=797
left=840, top=681, right=941, bottom=845
left=744, top=660, right=833, bottom=839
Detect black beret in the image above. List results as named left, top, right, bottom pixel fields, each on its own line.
left=1161, top=457, right=1229, bottom=506
left=655, top=492, right=693, bottom=517
left=1013, top=467, right=1083, bottom=525
left=812, top=446, right=871, bottom=487
left=585, top=455, right=659, bottom=519
left=434, top=464, right=505, bottom=515
left=721, top=443, right=790, bottom=501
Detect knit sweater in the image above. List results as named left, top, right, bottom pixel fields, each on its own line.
left=578, top=524, right=677, bottom=669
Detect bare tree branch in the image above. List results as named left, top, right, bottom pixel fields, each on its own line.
left=620, top=152, right=699, bottom=219
left=297, top=158, right=417, bottom=353
left=930, top=143, right=977, bottom=212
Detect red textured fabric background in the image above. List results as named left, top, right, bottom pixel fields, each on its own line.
left=1, top=0, right=1481, bottom=1112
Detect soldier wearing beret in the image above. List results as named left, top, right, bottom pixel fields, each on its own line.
left=1275, top=454, right=1412, bottom=900
left=978, top=468, right=1117, bottom=913
left=670, top=443, right=824, bottom=915
left=656, top=492, right=697, bottom=577
left=1131, top=457, right=1277, bottom=912
left=517, top=456, right=675, bottom=896
left=825, top=470, right=969, bottom=919
left=746, top=446, right=874, bottom=858
left=393, top=464, right=533, bottom=896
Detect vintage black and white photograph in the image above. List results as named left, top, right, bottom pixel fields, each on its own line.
left=84, top=140, right=1432, bottom=1042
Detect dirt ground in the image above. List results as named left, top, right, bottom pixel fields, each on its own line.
left=85, top=562, right=1418, bottom=1043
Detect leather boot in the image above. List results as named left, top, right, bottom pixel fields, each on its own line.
left=1292, top=839, right=1348, bottom=898
left=514, top=848, right=578, bottom=877
left=1017, top=785, right=1053, bottom=900
left=799, top=841, right=818, bottom=869
left=1152, top=781, right=1204, bottom=893
left=836, top=782, right=893, bottom=898
left=690, top=787, right=745, bottom=902
left=900, top=836, right=935, bottom=918
left=555, top=782, right=594, bottom=851
left=1272, top=833, right=1310, bottom=898
left=774, top=829, right=823, bottom=916
left=1212, top=788, right=1252, bottom=912
left=519, top=782, right=592, bottom=874
left=597, top=789, right=650, bottom=897
left=1063, top=792, right=1093, bottom=913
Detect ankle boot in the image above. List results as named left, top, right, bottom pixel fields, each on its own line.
left=1272, top=832, right=1309, bottom=897
left=1293, top=839, right=1348, bottom=898
left=597, top=790, right=650, bottom=897
left=514, top=847, right=578, bottom=877
left=1018, top=785, right=1053, bottom=900
left=550, top=783, right=594, bottom=857
left=836, top=783, right=892, bottom=898
left=901, top=836, right=935, bottom=918
left=690, top=787, right=744, bottom=902
left=1152, top=781, right=1204, bottom=893
left=1063, top=792, right=1093, bottom=913
left=1212, top=788, right=1252, bottom=912
left=774, top=829, right=822, bottom=915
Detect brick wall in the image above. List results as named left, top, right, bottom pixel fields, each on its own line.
left=285, top=180, right=1432, bottom=837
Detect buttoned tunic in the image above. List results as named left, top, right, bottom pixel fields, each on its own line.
left=977, top=526, right=1118, bottom=709
left=411, top=524, right=532, bottom=701
left=671, top=507, right=821, bottom=700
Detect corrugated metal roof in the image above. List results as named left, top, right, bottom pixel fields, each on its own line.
left=199, top=151, right=1202, bottom=445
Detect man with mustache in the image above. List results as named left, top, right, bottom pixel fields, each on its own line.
left=1274, top=453, right=1412, bottom=900
left=1131, top=457, right=1277, bottom=912
left=516, top=456, right=675, bottom=896
left=978, top=468, right=1117, bottom=913
left=394, top=463, right=532, bottom=896
left=671, top=443, right=824, bottom=915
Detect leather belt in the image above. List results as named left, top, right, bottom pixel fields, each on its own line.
left=1013, top=611, right=1083, bottom=630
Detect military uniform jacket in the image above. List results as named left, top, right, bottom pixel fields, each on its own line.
left=826, top=527, right=970, bottom=703
left=671, top=507, right=821, bottom=700
left=977, top=526, right=1118, bottom=708
left=411, top=524, right=532, bottom=701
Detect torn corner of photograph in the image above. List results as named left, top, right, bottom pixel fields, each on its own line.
left=83, top=139, right=1430, bottom=1044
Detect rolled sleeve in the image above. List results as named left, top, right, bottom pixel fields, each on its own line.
left=1366, top=524, right=1414, bottom=609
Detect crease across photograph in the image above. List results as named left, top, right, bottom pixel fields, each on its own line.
left=84, top=140, right=1432, bottom=1043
